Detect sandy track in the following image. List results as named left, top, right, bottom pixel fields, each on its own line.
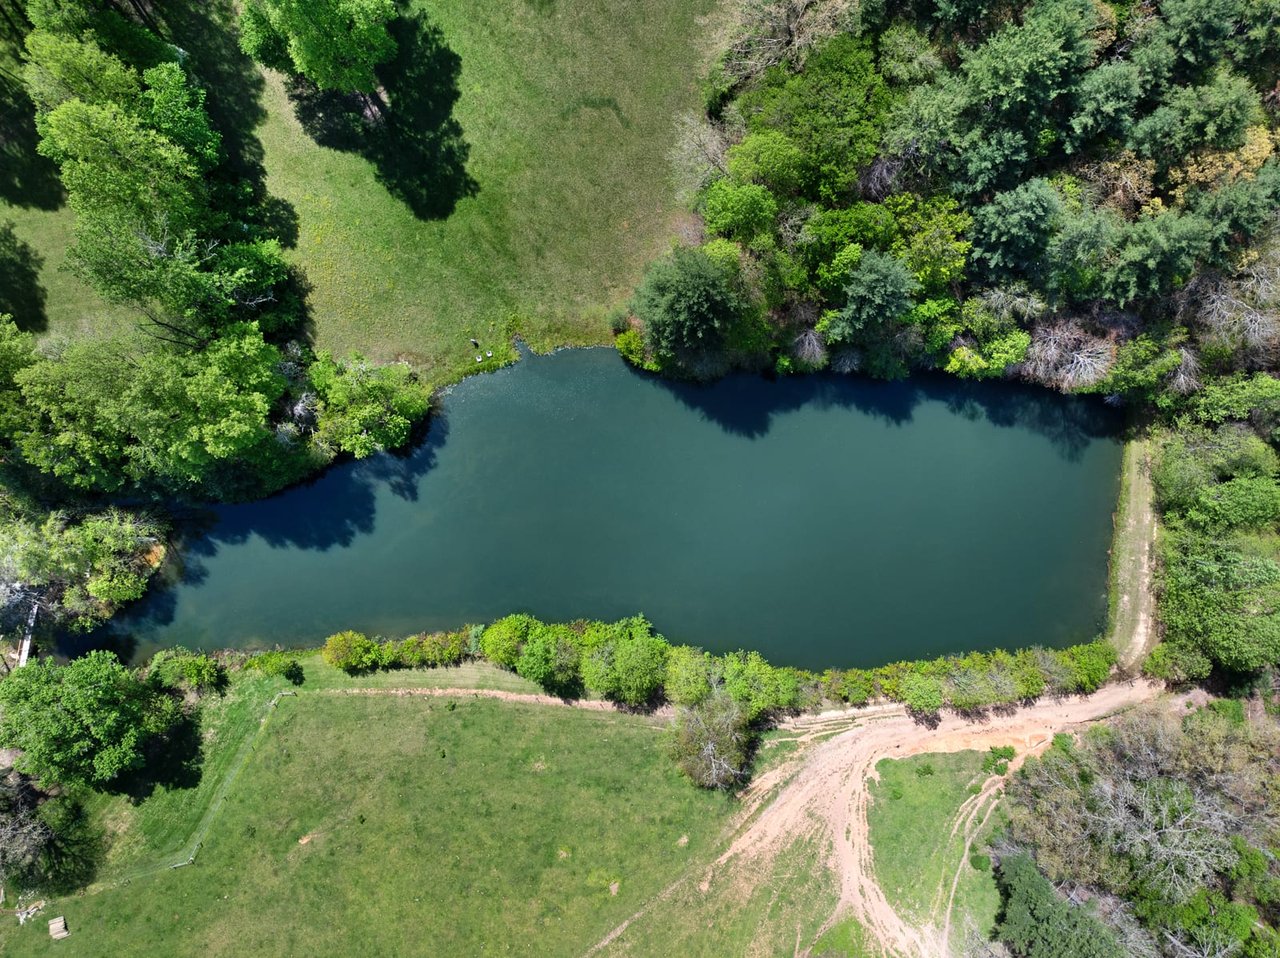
left=699, top=680, right=1163, bottom=958
left=1110, top=439, right=1159, bottom=671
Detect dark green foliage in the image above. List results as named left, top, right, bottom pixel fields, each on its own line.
left=819, top=250, right=918, bottom=348
left=632, top=246, right=747, bottom=379
left=972, top=180, right=1062, bottom=285
left=737, top=35, right=891, bottom=199
left=1129, top=72, right=1262, bottom=169
left=996, top=854, right=1125, bottom=958
left=0, top=651, right=177, bottom=790
left=627, top=0, right=1280, bottom=406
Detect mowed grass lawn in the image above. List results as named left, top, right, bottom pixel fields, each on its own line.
left=254, top=0, right=716, bottom=376
left=1, top=0, right=716, bottom=379
left=0, top=688, right=732, bottom=958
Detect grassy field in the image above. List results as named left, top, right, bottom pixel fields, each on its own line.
left=0, top=0, right=715, bottom=380
left=867, top=751, right=1004, bottom=953
left=0, top=662, right=736, bottom=957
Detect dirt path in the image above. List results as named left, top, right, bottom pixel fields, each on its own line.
left=324, top=686, right=673, bottom=718
left=684, top=681, right=1163, bottom=958
left=1109, top=438, right=1159, bottom=672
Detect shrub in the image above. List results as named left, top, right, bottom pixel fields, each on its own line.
left=322, top=630, right=379, bottom=673
left=1062, top=641, right=1116, bottom=693
left=838, top=668, right=876, bottom=706
left=667, top=690, right=749, bottom=789
left=147, top=648, right=221, bottom=693
left=1143, top=641, right=1212, bottom=683
left=419, top=631, right=466, bottom=667
left=726, top=130, right=807, bottom=194
left=612, top=624, right=671, bottom=706
left=982, top=745, right=1016, bottom=775
left=722, top=649, right=786, bottom=721
left=614, top=328, right=648, bottom=368
left=969, top=852, right=992, bottom=872
left=900, top=673, right=944, bottom=715
left=516, top=623, right=582, bottom=697
left=480, top=614, right=539, bottom=669
left=664, top=645, right=716, bottom=706
left=701, top=179, right=778, bottom=241
left=242, top=650, right=304, bottom=684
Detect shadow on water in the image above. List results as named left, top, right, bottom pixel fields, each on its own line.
left=654, top=369, right=1122, bottom=462
left=286, top=12, right=478, bottom=219
left=72, top=413, right=451, bottom=653
left=0, top=220, right=47, bottom=331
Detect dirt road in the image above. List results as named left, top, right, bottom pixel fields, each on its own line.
left=1109, top=438, right=1159, bottom=671
left=701, top=680, right=1164, bottom=958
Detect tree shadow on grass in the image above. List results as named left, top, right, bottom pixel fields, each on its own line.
left=33, top=796, right=104, bottom=894
left=0, top=221, right=47, bottom=331
left=0, top=74, right=64, bottom=211
left=287, top=13, right=478, bottom=220
left=157, top=0, right=267, bottom=184
left=109, top=711, right=204, bottom=804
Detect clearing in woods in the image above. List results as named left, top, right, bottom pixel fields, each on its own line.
left=0, top=0, right=717, bottom=383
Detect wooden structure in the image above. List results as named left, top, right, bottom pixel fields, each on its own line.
left=48, top=916, right=69, bottom=939
left=16, top=602, right=37, bottom=668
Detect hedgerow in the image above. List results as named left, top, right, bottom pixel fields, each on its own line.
left=320, top=616, right=1117, bottom=719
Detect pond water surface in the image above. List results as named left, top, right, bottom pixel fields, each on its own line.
left=88, top=348, right=1125, bottom=670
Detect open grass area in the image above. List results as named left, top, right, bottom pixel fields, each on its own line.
left=1, top=0, right=716, bottom=379
left=247, top=0, right=714, bottom=377
left=0, top=661, right=736, bottom=957
left=867, top=751, right=1003, bottom=952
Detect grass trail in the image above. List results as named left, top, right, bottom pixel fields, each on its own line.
left=1107, top=438, right=1158, bottom=672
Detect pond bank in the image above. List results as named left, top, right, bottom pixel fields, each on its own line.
left=81, top=348, right=1125, bottom=669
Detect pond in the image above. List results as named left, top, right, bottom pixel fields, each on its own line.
left=87, top=348, right=1125, bottom=670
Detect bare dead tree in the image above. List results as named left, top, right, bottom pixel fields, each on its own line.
left=792, top=327, right=827, bottom=366
left=1020, top=320, right=1114, bottom=391
left=979, top=286, right=1048, bottom=324
left=669, top=113, right=732, bottom=204
left=1167, top=347, right=1202, bottom=395
left=716, top=0, right=865, bottom=86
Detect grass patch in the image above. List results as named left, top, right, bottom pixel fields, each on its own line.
left=0, top=673, right=733, bottom=956
left=867, top=751, right=1002, bottom=951
left=248, top=0, right=714, bottom=378
left=812, top=915, right=883, bottom=957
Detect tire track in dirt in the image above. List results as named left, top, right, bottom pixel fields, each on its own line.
left=692, top=680, right=1164, bottom=958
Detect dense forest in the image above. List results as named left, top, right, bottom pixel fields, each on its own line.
left=0, top=0, right=428, bottom=632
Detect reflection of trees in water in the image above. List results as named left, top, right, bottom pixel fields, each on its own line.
left=655, top=368, right=1121, bottom=461
left=76, top=413, right=449, bottom=649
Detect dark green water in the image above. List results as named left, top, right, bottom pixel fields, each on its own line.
left=90, top=348, right=1124, bottom=669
